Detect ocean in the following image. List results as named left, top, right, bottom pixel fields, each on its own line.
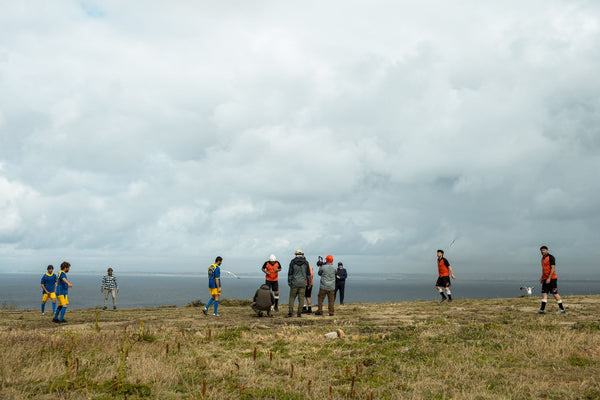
left=2, top=272, right=598, bottom=310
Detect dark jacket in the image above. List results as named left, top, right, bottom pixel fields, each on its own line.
left=253, top=284, right=275, bottom=310
left=288, top=256, right=310, bottom=288
left=335, top=267, right=348, bottom=282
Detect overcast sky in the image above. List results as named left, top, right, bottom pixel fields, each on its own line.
left=1, top=1, right=599, bottom=276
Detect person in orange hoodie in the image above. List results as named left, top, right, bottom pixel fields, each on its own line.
left=302, top=262, right=314, bottom=313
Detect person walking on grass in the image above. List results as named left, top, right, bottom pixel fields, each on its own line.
left=202, top=256, right=222, bottom=316
left=101, top=267, right=119, bottom=310
left=302, top=262, right=314, bottom=313
left=53, top=261, right=72, bottom=323
left=436, top=250, right=455, bottom=303
left=538, top=246, right=565, bottom=314
left=315, top=255, right=336, bottom=316
left=40, top=265, right=57, bottom=316
left=252, top=283, right=275, bottom=317
left=287, top=249, right=310, bottom=318
left=261, top=254, right=282, bottom=312
left=334, top=262, right=348, bottom=305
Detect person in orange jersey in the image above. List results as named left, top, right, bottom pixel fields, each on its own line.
left=538, top=246, right=565, bottom=314
left=261, top=254, right=282, bottom=312
left=435, top=250, right=455, bottom=303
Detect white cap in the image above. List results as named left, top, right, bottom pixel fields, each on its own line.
left=269, top=254, right=277, bottom=262
left=295, top=249, right=303, bottom=255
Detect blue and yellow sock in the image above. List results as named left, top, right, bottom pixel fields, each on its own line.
left=213, top=301, right=219, bottom=314
left=59, top=307, right=67, bottom=321
left=52, top=302, right=57, bottom=314
left=41, top=303, right=45, bottom=314
left=206, top=298, right=214, bottom=310
left=54, top=306, right=62, bottom=320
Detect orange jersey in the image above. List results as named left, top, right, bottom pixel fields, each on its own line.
left=437, top=257, right=450, bottom=277
left=262, top=261, right=281, bottom=281
left=541, top=254, right=557, bottom=280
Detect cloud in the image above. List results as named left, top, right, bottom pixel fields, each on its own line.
left=1, top=1, right=599, bottom=274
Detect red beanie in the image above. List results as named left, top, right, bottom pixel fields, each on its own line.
left=326, top=255, right=333, bottom=263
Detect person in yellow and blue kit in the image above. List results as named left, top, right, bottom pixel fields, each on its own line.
left=53, top=261, right=73, bottom=323
left=40, top=265, right=57, bottom=316
left=202, top=256, right=222, bottom=317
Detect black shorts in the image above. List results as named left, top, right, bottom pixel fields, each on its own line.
left=436, top=276, right=451, bottom=288
left=305, top=285, right=313, bottom=297
left=541, top=279, right=558, bottom=294
left=265, top=280, right=279, bottom=292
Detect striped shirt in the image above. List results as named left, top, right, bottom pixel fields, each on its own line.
left=101, top=274, right=118, bottom=290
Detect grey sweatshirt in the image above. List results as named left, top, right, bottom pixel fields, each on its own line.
left=318, top=263, right=336, bottom=291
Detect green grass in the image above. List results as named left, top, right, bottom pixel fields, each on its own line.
left=1, top=295, right=600, bottom=399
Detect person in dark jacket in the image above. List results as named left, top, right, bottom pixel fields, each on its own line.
left=334, top=262, right=348, bottom=305
left=287, top=249, right=310, bottom=318
left=252, top=283, right=275, bottom=317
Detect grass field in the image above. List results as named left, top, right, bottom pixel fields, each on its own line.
left=1, top=295, right=599, bottom=399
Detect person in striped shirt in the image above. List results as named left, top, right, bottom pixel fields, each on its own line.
left=101, top=267, right=119, bottom=310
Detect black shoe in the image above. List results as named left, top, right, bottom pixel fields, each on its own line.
left=258, top=311, right=263, bottom=317
left=440, top=298, right=447, bottom=303
left=314, top=311, right=323, bottom=316
left=59, top=320, right=67, bottom=323
left=329, top=313, right=334, bottom=316
left=52, top=319, right=59, bottom=323
left=285, top=313, right=293, bottom=318
left=202, top=308, right=208, bottom=316
left=102, top=306, right=107, bottom=310
left=307, top=307, right=312, bottom=314
left=113, top=306, right=117, bottom=310
left=448, top=298, right=453, bottom=302
left=274, top=306, right=279, bottom=312
left=297, top=314, right=301, bottom=318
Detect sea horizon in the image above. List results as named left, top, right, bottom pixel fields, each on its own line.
left=2, top=271, right=599, bottom=311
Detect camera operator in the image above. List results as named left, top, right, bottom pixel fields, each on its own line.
left=315, top=255, right=336, bottom=316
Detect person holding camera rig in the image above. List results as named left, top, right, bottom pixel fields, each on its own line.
left=315, top=255, right=336, bottom=316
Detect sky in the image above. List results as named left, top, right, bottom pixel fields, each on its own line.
left=1, top=1, right=599, bottom=276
